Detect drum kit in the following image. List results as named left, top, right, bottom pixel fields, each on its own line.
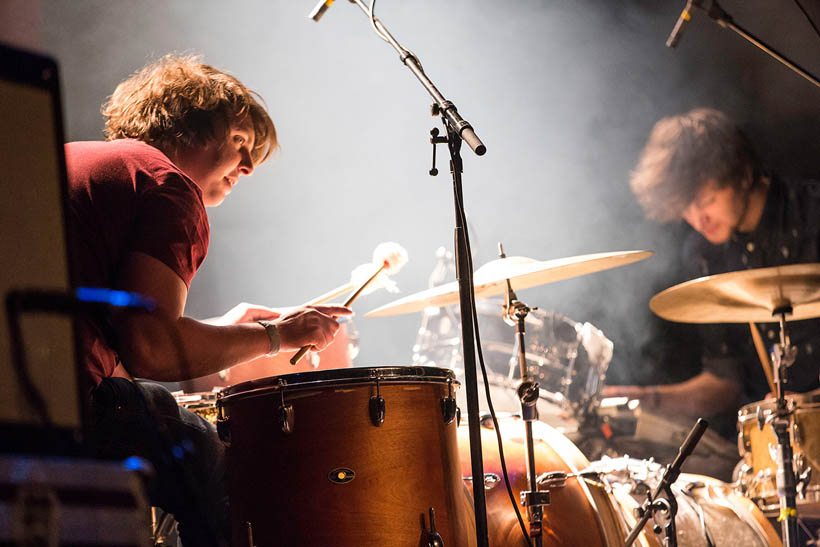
left=171, top=252, right=820, bottom=546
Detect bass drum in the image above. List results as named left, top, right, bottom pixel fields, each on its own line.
left=589, top=457, right=781, bottom=547
left=458, top=415, right=630, bottom=546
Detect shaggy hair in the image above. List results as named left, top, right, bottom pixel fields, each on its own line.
left=102, top=55, right=277, bottom=165
left=630, top=108, right=758, bottom=222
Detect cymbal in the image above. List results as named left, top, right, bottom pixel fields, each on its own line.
left=365, top=250, right=653, bottom=318
left=650, top=263, right=820, bottom=324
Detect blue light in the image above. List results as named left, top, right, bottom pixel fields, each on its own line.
left=76, top=287, right=156, bottom=310
left=123, top=456, right=145, bottom=471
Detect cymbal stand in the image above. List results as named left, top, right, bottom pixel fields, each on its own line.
left=624, top=419, right=709, bottom=547
left=499, top=245, right=548, bottom=546
left=770, top=307, right=800, bottom=547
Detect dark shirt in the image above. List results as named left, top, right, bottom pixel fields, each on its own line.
left=683, top=177, right=820, bottom=407
left=65, top=140, right=210, bottom=386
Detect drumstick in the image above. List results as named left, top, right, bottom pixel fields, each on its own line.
left=302, top=281, right=356, bottom=306
left=290, top=242, right=408, bottom=365
left=748, top=322, right=776, bottom=395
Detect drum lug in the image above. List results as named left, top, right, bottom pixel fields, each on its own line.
left=277, top=380, right=294, bottom=434
left=216, top=403, right=231, bottom=445
left=441, top=379, right=457, bottom=424
left=797, top=466, right=812, bottom=499
left=279, top=404, right=295, bottom=434
left=792, top=420, right=803, bottom=446
left=421, top=507, right=444, bottom=547
left=370, top=372, right=385, bottom=426
left=756, top=405, right=765, bottom=431
left=369, top=396, right=385, bottom=426
left=440, top=397, right=457, bottom=424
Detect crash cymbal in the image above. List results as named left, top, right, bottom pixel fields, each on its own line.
left=366, top=250, right=653, bottom=318
left=650, top=263, right=820, bottom=324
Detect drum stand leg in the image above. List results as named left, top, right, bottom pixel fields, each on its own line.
left=770, top=309, right=801, bottom=547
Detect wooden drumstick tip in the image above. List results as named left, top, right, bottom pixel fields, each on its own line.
left=290, top=345, right=310, bottom=365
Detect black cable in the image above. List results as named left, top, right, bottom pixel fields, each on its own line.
left=793, top=0, right=820, bottom=41
left=451, top=164, right=533, bottom=547
left=5, top=291, right=55, bottom=426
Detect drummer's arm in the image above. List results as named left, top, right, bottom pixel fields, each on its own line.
left=603, top=371, right=741, bottom=416
left=113, top=252, right=350, bottom=381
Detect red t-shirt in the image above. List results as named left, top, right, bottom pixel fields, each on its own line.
left=65, top=139, right=210, bottom=386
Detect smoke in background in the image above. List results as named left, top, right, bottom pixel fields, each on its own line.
left=4, top=0, right=819, bottom=386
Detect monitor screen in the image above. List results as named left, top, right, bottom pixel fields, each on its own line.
left=0, top=43, right=82, bottom=443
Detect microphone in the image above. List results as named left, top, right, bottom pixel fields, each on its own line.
left=308, top=0, right=335, bottom=22
left=666, top=0, right=695, bottom=48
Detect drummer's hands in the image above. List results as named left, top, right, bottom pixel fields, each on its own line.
left=214, top=302, right=284, bottom=325
left=275, top=305, right=353, bottom=352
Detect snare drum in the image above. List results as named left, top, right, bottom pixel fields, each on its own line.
left=217, top=366, right=475, bottom=547
left=737, top=393, right=820, bottom=517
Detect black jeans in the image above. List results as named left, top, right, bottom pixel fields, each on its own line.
left=91, top=378, right=228, bottom=547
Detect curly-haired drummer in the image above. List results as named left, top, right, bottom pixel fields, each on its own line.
left=67, top=55, right=351, bottom=546
left=605, top=108, right=820, bottom=431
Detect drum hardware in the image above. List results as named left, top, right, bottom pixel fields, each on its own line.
left=769, top=307, right=801, bottom=547
left=498, top=242, right=547, bottom=546
left=624, top=418, right=709, bottom=547
left=216, top=403, right=230, bottom=445
left=368, top=370, right=385, bottom=426
left=462, top=473, right=502, bottom=491
left=422, top=507, right=444, bottom=547
left=441, top=378, right=458, bottom=425
left=274, top=379, right=295, bottom=434
left=246, top=520, right=255, bottom=547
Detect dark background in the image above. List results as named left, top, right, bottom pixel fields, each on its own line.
left=2, top=0, right=819, bottom=387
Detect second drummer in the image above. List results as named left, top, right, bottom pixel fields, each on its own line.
left=605, top=108, right=820, bottom=430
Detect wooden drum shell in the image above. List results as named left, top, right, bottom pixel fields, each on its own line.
left=219, top=367, right=475, bottom=547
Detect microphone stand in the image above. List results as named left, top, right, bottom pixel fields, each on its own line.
left=339, top=2, right=489, bottom=544
left=624, top=418, right=709, bottom=547
left=690, top=0, right=820, bottom=89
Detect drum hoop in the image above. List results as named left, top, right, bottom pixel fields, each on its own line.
left=218, top=365, right=457, bottom=404
left=738, top=394, right=820, bottom=420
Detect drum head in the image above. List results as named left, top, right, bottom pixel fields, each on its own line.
left=219, top=365, right=456, bottom=403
